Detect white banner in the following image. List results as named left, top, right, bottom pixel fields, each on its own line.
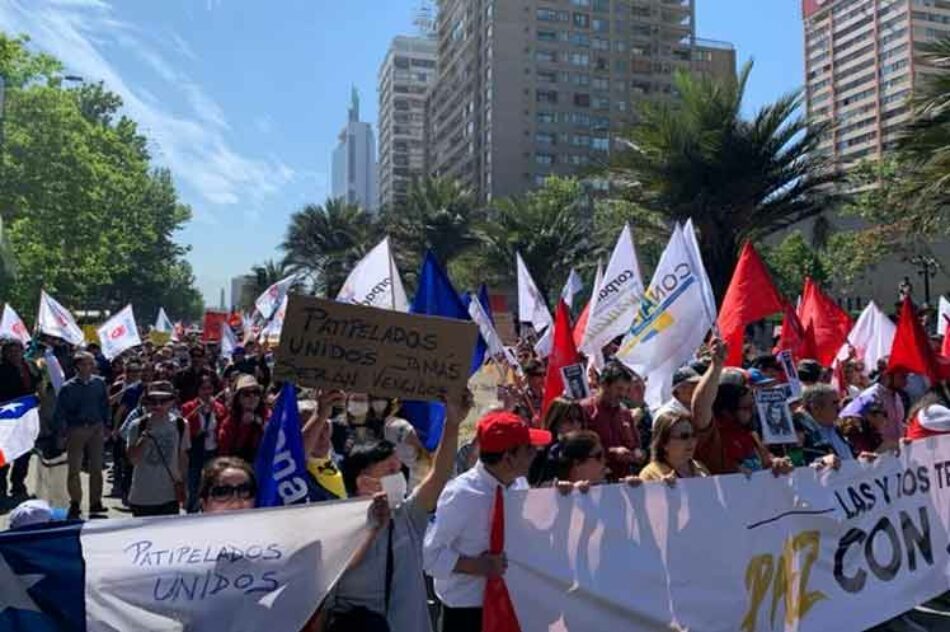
left=81, top=498, right=370, bottom=632
left=580, top=224, right=644, bottom=367
left=259, top=295, right=287, bottom=344
left=0, top=303, right=31, bottom=345
left=255, top=275, right=296, bottom=321
left=37, top=290, right=84, bottom=346
left=96, top=305, right=141, bottom=360
left=220, top=321, right=239, bottom=359
left=616, top=224, right=714, bottom=408
left=336, top=237, right=408, bottom=312
left=504, top=438, right=950, bottom=631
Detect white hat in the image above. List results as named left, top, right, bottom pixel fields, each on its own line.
left=8, top=499, right=68, bottom=529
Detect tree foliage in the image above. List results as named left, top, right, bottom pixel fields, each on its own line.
left=759, top=231, right=828, bottom=300
left=281, top=198, right=377, bottom=297
left=0, top=33, right=202, bottom=321
left=608, top=61, right=841, bottom=300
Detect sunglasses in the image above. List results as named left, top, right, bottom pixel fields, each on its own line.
left=670, top=431, right=695, bottom=441
left=208, top=482, right=255, bottom=502
left=145, top=397, right=175, bottom=406
left=240, top=389, right=262, bottom=397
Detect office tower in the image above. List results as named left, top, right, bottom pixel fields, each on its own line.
left=428, top=0, right=724, bottom=203
left=803, top=0, right=950, bottom=167
left=378, top=35, right=438, bottom=210
left=331, top=88, right=379, bottom=212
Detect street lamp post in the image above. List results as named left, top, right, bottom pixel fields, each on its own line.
left=911, top=254, right=940, bottom=305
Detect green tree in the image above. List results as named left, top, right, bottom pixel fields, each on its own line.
left=0, top=34, right=202, bottom=321
left=608, top=62, right=840, bottom=300
left=899, top=37, right=950, bottom=208
left=281, top=198, right=377, bottom=297
left=760, top=231, right=828, bottom=300
left=474, top=176, right=596, bottom=300
left=385, top=176, right=481, bottom=278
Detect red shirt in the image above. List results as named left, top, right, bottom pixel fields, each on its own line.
left=695, top=416, right=765, bottom=475
left=180, top=398, right=228, bottom=440
left=581, top=397, right=639, bottom=475
left=217, top=411, right=268, bottom=463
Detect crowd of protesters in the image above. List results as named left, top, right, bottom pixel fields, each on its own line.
left=2, top=304, right=949, bottom=631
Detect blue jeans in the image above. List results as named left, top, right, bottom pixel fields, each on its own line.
left=186, top=441, right=216, bottom=513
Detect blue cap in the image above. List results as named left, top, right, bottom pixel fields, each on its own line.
left=747, top=368, right=776, bottom=387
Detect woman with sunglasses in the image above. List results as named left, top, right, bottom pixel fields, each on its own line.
left=529, top=398, right=584, bottom=485
left=217, top=374, right=269, bottom=464
left=199, top=456, right=257, bottom=513
left=639, top=413, right=709, bottom=482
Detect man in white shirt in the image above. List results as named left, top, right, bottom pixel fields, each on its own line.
left=653, top=365, right=701, bottom=426
left=423, top=411, right=551, bottom=632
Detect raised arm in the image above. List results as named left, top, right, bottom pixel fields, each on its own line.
left=691, top=338, right=725, bottom=431
left=302, top=390, right=344, bottom=458
left=413, top=389, right=473, bottom=513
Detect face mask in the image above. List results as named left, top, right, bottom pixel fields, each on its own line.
left=371, top=400, right=388, bottom=415
left=348, top=401, right=369, bottom=417
left=380, top=472, right=407, bottom=508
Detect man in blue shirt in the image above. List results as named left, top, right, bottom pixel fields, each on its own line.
left=53, top=351, right=110, bottom=519
left=799, top=383, right=854, bottom=463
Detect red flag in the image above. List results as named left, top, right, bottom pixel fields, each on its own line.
left=773, top=301, right=817, bottom=361
left=202, top=310, right=228, bottom=343
left=542, top=301, right=580, bottom=419
left=717, top=242, right=784, bottom=366
left=572, top=300, right=590, bottom=348
left=798, top=278, right=853, bottom=366
left=482, top=486, right=521, bottom=632
left=889, top=297, right=941, bottom=382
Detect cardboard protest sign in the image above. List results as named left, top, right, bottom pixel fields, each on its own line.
left=560, top=363, right=590, bottom=400
left=148, top=330, right=171, bottom=346
left=202, top=310, right=228, bottom=343
left=777, top=349, right=802, bottom=398
left=274, top=296, right=478, bottom=401
left=755, top=386, right=796, bottom=445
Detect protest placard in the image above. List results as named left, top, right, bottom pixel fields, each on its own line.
left=274, top=295, right=478, bottom=401
left=560, top=363, right=590, bottom=400
left=755, top=386, right=796, bottom=445
left=777, top=349, right=803, bottom=398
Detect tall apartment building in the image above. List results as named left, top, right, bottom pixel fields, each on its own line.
left=803, top=0, right=950, bottom=166
left=428, top=0, right=737, bottom=203
left=331, top=89, right=379, bottom=212
left=802, top=0, right=950, bottom=307
left=378, top=35, right=438, bottom=210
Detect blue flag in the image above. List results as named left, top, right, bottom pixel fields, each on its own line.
left=404, top=251, right=474, bottom=451
left=254, top=383, right=334, bottom=506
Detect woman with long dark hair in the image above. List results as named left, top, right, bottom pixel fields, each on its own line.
left=217, top=375, right=269, bottom=463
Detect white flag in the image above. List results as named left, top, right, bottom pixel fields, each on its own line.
left=220, top=320, right=239, bottom=359
left=938, top=296, right=950, bottom=337
left=683, top=219, right=718, bottom=327
left=517, top=253, right=552, bottom=330
left=846, top=301, right=897, bottom=374
left=36, top=290, right=84, bottom=346
left=0, top=303, right=31, bottom=345
left=260, top=295, right=288, bottom=343
left=44, top=347, right=65, bottom=394
left=468, top=293, right=518, bottom=369
left=580, top=225, right=644, bottom=367
left=336, top=237, right=408, bottom=312
left=154, top=307, right=174, bottom=333
left=255, top=274, right=296, bottom=321
left=616, top=224, right=714, bottom=408
left=560, top=268, right=584, bottom=308
left=96, top=304, right=142, bottom=360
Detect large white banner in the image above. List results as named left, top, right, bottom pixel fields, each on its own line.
left=82, top=498, right=370, bottom=632
left=504, top=437, right=950, bottom=631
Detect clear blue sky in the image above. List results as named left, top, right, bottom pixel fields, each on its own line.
left=1, top=0, right=802, bottom=309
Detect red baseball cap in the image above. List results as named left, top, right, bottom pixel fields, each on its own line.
left=476, top=411, right=551, bottom=453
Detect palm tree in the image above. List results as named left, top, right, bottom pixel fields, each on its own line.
left=475, top=176, right=596, bottom=300
left=281, top=198, right=377, bottom=297
left=899, top=37, right=950, bottom=205
left=609, top=62, right=840, bottom=300
left=385, top=176, right=481, bottom=276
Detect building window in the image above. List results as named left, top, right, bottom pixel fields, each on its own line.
left=571, top=134, right=591, bottom=146
left=570, top=31, right=590, bottom=47
left=592, top=18, right=609, bottom=32
left=592, top=36, right=609, bottom=50
left=570, top=52, right=590, bottom=66
left=592, top=76, right=609, bottom=90
left=537, top=111, right=557, bottom=124
left=573, top=13, right=590, bottom=28
left=537, top=30, right=558, bottom=42
left=592, top=136, right=609, bottom=151
left=593, top=95, right=610, bottom=110
left=574, top=92, right=591, bottom=107
left=537, top=8, right=558, bottom=21
left=537, top=70, right=558, bottom=83
left=536, top=89, right=559, bottom=103
left=535, top=132, right=556, bottom=145
left=536, top=50, right=557, bottom=63
left=571, top=0, right=591, bottom=6
left=535, top=153, right=555, bottom=165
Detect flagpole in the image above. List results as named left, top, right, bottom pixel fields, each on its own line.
left=386, top=237, right=397, bottom=311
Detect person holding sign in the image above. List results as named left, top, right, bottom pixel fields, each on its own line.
left=639, top=413, right=710, bottom=482
left=691, top=339, right=792, bottom=476
left=325, top=389, right=472, bottom=632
